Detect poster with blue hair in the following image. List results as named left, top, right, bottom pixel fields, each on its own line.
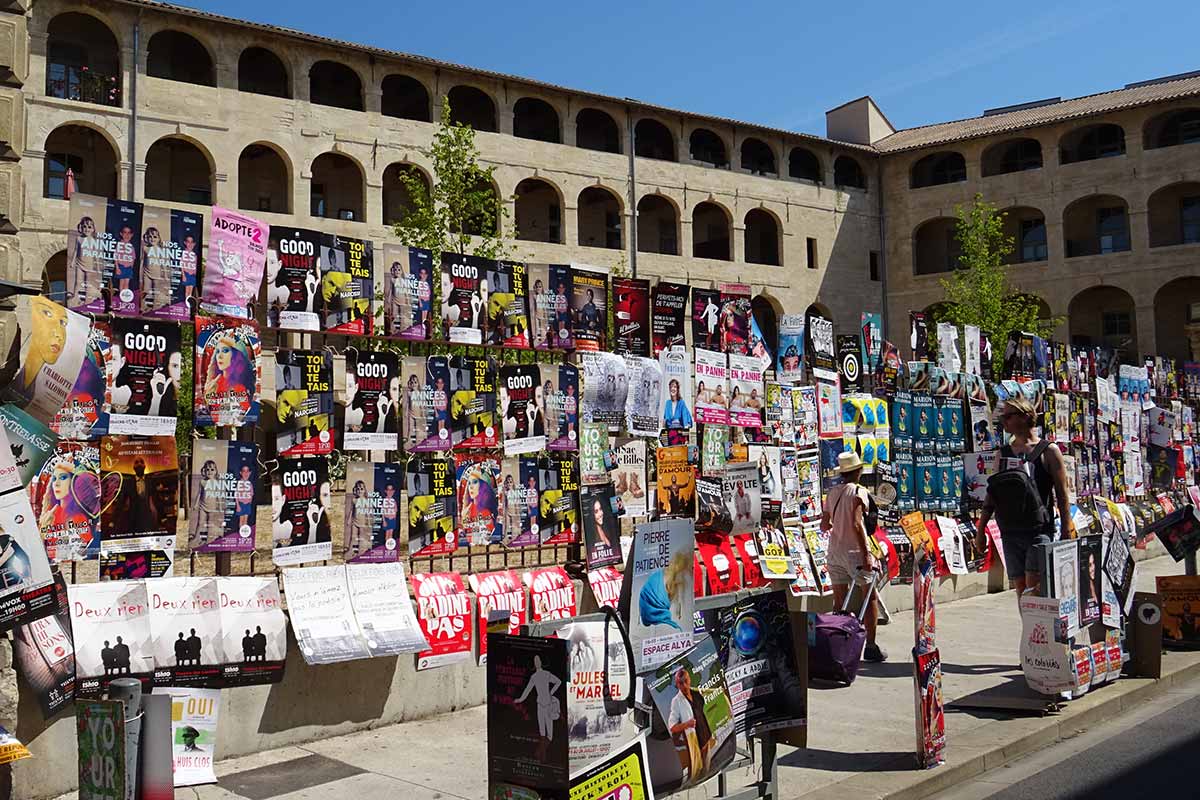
left=622, top=518, right=694, bottom=673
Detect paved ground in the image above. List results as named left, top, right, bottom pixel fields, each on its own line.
left=132, top=555, right=1198, bottom=800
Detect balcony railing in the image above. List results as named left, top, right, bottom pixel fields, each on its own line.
left=1065, top=234, right=1131, bottom=258
left=46, top=64, right=121, bottom=107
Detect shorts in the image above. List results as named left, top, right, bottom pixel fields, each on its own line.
left=826, top=546, right=864, bottom=586
left=1001, top=533, right=1053, bottom=580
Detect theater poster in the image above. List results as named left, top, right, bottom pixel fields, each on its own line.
left=189, top=439, right=257, bottom=554
left=538, top=454, right=579, bottom=545
left=728, top=353, right=764, bottom=428
left=379, top=244, right=434, bottom=340
left=343, top=462, right=402, bottom=563
left=581, top=484, right=622, bottom=569
left=613, top=277, right=651, bottom=356
left=500, top=364, right=546, bottom=455
left=614, top=438, right=648, bottom=518
left=320, top=233, right=373, bottom=334
left=147, top=578, right=224, bottom=687
left=2, top=296, right=92, bottom=427
left=580, top=351, right=627, bottom=428
left=572, top=265, right=608, bottom=352
left=217, top=576, right=287, bottom=686
left=108, top=319, right=181, bottom=436
left=411, top=572, right=472, bottom=670
left=777, top=314, right=805, bottom=384
left=500, top=260, right=531, bottom=347
left=402, top=355, right=451, bottom=453
left=655, top=445, right=695, bottom=519
left=449, top=355, right=498, bottom=450
left=468, top=569, right=527, bottom=665
left=406, top=456, right=457, bottom=558
left=200, top=206, right=267, bottom=320
left=0, top=431, right=56, bottom=630
left=695, top=348, right=730, bottom=425
left=29, top=441, right=100, bottom=562
left=66, top=193, right=143, bottom=315
left=283, top=566, right=370, bottom=665
left=345, top=562, right=429, bottom=656
left=49, top=321, right=112, bottom=440
left=587, top=565, right=623, bottom=609
left=523, top=566, right=576, bottom=622
left=100, top=434, right=178, bottom=551
left=140, top=204, right=202, bottom=321
left=264, top=226, right=322, bottom=331
left=545, top=363, right=579, bottom=451
left=13, top=578, right=74, bottom=719
left=98, top=534, right=175, bottom=582
left=68, top=580, right=153, bottom=696
left=1, top=405, right=58, bottom=488
left=344, top=349, right=400, bottom=451
left=861, top=312, right=883, bottom=375
left=275, top=350, right=334, bottom=457
left=626, top=518, right=694, bottom=672
left=482, top=260, right=527, bottom=347
left=652, top=281, right=688, bottom=356
left=499, top=455, right=541, bottom=547
left=270, top=457, right=332, bottom=567
left=806, top=310, right=836, bottom=381
left=194, top=315, right=261, bottom=428
left=719, top=282, right=751, bottom=355
left=441, top=253, right=489, bottom=344
left=693, top=287, right=722, bottom=352
left=456, top=453, right=501, bottom=546
left=625, top=356, right=663, bottom=438
left=528, top=263, right=573, bottom=350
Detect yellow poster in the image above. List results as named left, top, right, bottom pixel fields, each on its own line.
left=570, top=736, right=654, bottom=800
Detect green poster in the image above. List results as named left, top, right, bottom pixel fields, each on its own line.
left=76, top=698, right=125, bottom=800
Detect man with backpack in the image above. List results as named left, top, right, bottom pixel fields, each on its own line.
left=975, top=397, right=1073, bottom=611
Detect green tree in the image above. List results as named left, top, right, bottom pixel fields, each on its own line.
left=935, top=193, right=1060, bottom=373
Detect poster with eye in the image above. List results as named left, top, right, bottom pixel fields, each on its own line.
left=320, top=233, right=373, bottom=334
left=695, top=348, right=730, bottom=425
left=68, top=580, right=153, bottom=695
left=624, top=356, right=663, bottom=438
left=718, top=282, right=751, bottom=356
left=188, top=439, right=257, bottom=554
left=728, top=353, right=764, bottom=428
left=50, top=320, right=112, bottom=440
left=0, top=296, right=92, bottom=427
left=0, top=405, right=57, bottom=489
left=455, top=453, right=501, bottom=547
left=147, top=578, right=224, bottom=687
left=544, top=363, right=579, bottom=451
left=580, top=351, right=627, bottom=428
left=406, top=456, right=457, bottom=557
left=61, top=194, right=142, bottom=316
left=264, top=226, right=322, bottom=331
left=194, top=316, right=261, bottom=429
left=100, top=436, right=178, bottom=563
left=527, top=263, right=573, bottom=350
left=655, top=445, right=695, bottom=519
left=107, top=319, right=181, bottom=436
left=379, top=244, right=434, bottom=340
left=343, top=461, right=402, bottom=563
left=441, top=253, right=489, bottom=344
left=572, top=265, right=609, bottom=352
left=344, top=350, right=400, bottom=451
left=499, top=456, right=541, bottom=547
left=448, top=355, right=498, bottom=450
left=660, top=348, right=694, bottom=434
left=538, top=454, right=579, bottom=545
left=581, top=484, right=622, bottom=569
left=275, top=350, right=334, bottom=457
left=482, top=260, right=526, bottom=347
left=777, top=314, right=806, bottom=384
left=613, top=277, right=651, bottom=356
left=805, top=310, right=836, bottom=381
left=140, top=205, right=202, bottom=321
left=498, top=364, right=546, bottom=455
left=401, top=355, right=452, bottom=453
left=651, top=281, right=688, bottom=356
left=28, top=441, right=100, bottom=562
left=613, top=438, right=648, bottom=518
left=200, top=206, right=267, bottom=320
left=270, top=456, right=332, bottom=567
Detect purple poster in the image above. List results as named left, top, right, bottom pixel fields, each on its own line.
left=200, top=206, right=267, bottom=320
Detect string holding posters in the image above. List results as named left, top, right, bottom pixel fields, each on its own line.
left=379, top=244, right=434, bottom=340
left=405, top=456, right=457, bottom=558
left=140, top=204, right=202, bottom=321
left=441, top=253, right=489, bottom=344
left=571, top=265, right=609, bottom=351
left=200, top=206, right=267, bottom=320
left=613, top=277, right=651, bottom=356
left=270, top=457, right=332, bottom=566
left=652, top=281, right=688, bottom=356
left=264, top=226, right=322, bottom=331
left=528, top=263, right=573, bottom=350
left=343, top=462, right=402, bottom=563
left=193, top=315, right=261, bottom=428
left=108, top=318, right=181, bottom=435
left=344, top=350, right=400, bottom=451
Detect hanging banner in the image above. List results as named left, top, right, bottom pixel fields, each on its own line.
left=65, top=193, right=143, bottom=315
left=270, top=456, right=332, bottom=566
left=499, top=455, right=541, bottom=547
left=318, top=234, right=374, bottom=334
left=614, top=277, right=651, bottom=356
left=449, top=355, right=498, bottom=450
left=499, top=364, right=546, bottom=455
left=626, top=518, right=695, bottom=672
left=580, top=351, right=627, bottom=427
left=528, top=263, right=573, bottom=350
left=777, top=314, right=805, bottom=384
left=140, top=205, right=202, bottom=321
left=625, top=356, right=663, bottom=437
left=194, top=315, right=261, bottom=428
left=343, top=462, right=402, bottom=563
left=468, top=569, right=527, bottom=665
left=455, top=453, right=501, bottom=546
left=29, top=441, right=101, bottom=562
left=265, top=226, right=322, bottom=331
left=718, top=282, right=751, bottom=355
left=13, top=578, right=74, bottom=719
left=216, top=576, right=287, bottom=686
left=613, top=438, right=648, bottom=518
left=805, top=310, right=836, bottom=380
left=728, top=353, right=764, bottom=428
left=275, top=350, right=334, bottom=457
left=379, top=244, right=434, bottom=340
left=695, top=348, right=730, bottom=425
left=572, top=265, right=609, bottom=352
left=656, top=445, right=695, bottom=519
left=283, top=566, right=370, bottom=665
left=837, top=334, right=863, bottom=393
left=660, top=348, right=694, bottom=434
left=188, top=440, right=256, bottom=554
left=200, top=206, right=267, bottom=320
left=692, top=287, right=722, bottom=352
left=3, top=297, right=92, bottom=426
left=108, top=318, right=181, bottom=436
left=405, top=456, right=457, bottom=558
left=69, top=580, right=153, bottom=695
left=166, top=687, right=220, bottom=787
left=346, top=562, right=429, bottom=656
left=581, top=484, right=623, bottom=569
left=344, top=350, right=400, bottom=451
left=411, top=572, right=472, bottom=670
left=545, top=363, right=580, bottom=451
left=652, top=281, right=688, bottom=356
left=402, top=355, right=451, bottom=452
left=441, top=253, right=489, bottom=344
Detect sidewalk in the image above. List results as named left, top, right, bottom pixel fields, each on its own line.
left=157, top=556, right=1197, bottom=800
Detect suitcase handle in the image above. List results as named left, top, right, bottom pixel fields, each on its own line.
left=840, top=567, right=884, bottom=620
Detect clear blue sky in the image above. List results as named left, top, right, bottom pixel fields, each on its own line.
left=187, top=0, right=1200, bottom=135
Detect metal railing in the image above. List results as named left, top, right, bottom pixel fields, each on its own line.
left=46, top=64, right=122, bottom=107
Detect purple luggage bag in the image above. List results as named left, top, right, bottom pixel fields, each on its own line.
left=809, top=569, right=884, bottom=684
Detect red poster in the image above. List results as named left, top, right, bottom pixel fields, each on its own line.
left=697, top=533, right=742, bottom=595
left=613, top=277, right=650, bottom=357
left=523, top=566, right=577, bottom=622
left=411, top=572, right=472, bottom=671
left=467, top=569, right=527, bottom=665
left=733, top=533, right=768, bottom=588
left=587, top=567, right=624, bottom=609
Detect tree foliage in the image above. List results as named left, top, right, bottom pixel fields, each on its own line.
left=935, top=193, right=1061, bottom=372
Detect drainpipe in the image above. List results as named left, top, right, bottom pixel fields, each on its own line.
left=127, top=20, right=139, bottom=200
left=626, top=104, right=637, bottom=278
left=877, top=157, right=887, bottom=340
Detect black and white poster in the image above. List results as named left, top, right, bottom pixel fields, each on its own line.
left=148, top=577, right=223, bottom=686
left=69, top=580, right=153, bottom=695
left=837, top=334, right=863, bottom=392
left=499, top=364, right=546, bottom=455
left=624, top=356, right=663, bottom=438
left=283, top=566, right=371, bottom=665
left=270, top=457, right=332, bottom=566
left=217, top=576, right=287, bottom=686
left=108, top=319, right=181, bottom=435
left=580, top=351, right=628, bottom=428
left=652, top=281, right=689, bottom=357
left=805, top=310, right=836, bottom=381
left=265, top=226, right=321, bottom=331
left=441, top=253, right=490, bottom=344
left=345, top=562, right=429, bottom=657
left=344, top=350, right=400, bottom=451
left=275, top=350, right=334, bottom=457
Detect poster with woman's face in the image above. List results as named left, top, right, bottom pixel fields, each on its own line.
left=379, top=244, right=434, bottom=340
left=344, top=350, right=400, bottom=451
left=320, top=233, right=373, bottom=335
left=660, top=349, right=693, bottom=434
left=108, top=319, right=181, bottom=436
left=402, top=356, right=452, bottom=453
left=499, top=364, right=546, bottom=455
left=581, top=484, right=622, bottom=569
left=265, top=226, right=322, bottom=331
left=449, top=355, right=497, bottom=450
left=140, top=205, right=202, bottom=321
left=343, top=461, right=402, bottom=563
left=28, top=441, right=101, bottom=562
left=194, top=315, right=262, bottom=428
left=441, top=253, right=489, bottom=344
left=51, top=321, right=112, bottom=440
left=528, top=263, right=573, bottom=351
left=270, top=456, right=331, bottom=567
left=189, top=438, right=258, bottom=554
left=199, top=206, right=267, bottom=320
left=66, top=193, right=144, bottom=315
left=3, top=296, right=92, bottom=427
left=455, top=453, right=500, bottom=547
left=275, top=350, right=334, bottom=457
left=544, top=363, right=578, bottom=451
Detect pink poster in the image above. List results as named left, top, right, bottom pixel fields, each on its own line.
left=200, top=206, right=268, bottom=320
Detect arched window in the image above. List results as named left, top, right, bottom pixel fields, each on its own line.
left=382, top=75, right=431, bottom=122
left=309, top=61, right=363, bottom=111
left=834, top=155, right=867, bottom=190
left=146, top=31, right=214, bottom=86
left=998, top=206, right=1047, bottom=263
left=1060, top=124, right=1125, bottom=164
left=788, top=147, right=822, bottom=182
left=44, top=124, right=118, bottom=199
left=382, top=163, right=429, bottom=226
left=692, top=202, right=731, bottom=261
left=145, top=137, right=212, bottom=205
left=744, top=209, right=780, bottom=266
left=751, top=295, right=781, bottom=356
left=514, top=178, right=563, bottom=243
left=740, top=138, right=776, bottom=176
left=309, top=153, right=364, bottom=221
left=637, top=195, right=678, bottom=255
left=1147, top=182, right=1200, bottom=248
left=1063, top=194, right=1130, bottom=256
left=689, top=129, right=727, bottom=168
left=576, top=109, right=621, bottom=153
left=1154, top=277, right=1200, bottom=362
left=577, top=186, right=622, bottom=249
left=513, top=98, right=561, bottom=143
left=910, top=152, right=967, bottom=188
left=46, top=12, right=121, bottom=106
left=238, top=144, right=290, bottom=214
left=981, top=138, right=1042, bottom=176
left=447, top=86, right=497, bottom=132
left=1144, top=109, right=1200, bottom=150
left=912, top=217, right=960, bottom=275
left=634, top=119, right=676, bottom=161
left=239, top=47, right=290, bottom=98
left=1068, top=286, right=1136, bottom=356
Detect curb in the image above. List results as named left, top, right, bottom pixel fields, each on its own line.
left=789, top=650, right=1200, bottom=800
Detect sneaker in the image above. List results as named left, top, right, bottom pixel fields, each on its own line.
left=864, top=643, right=887, bottom=663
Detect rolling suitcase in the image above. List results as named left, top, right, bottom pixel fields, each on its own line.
left=809, top=569, right=885, bottom=685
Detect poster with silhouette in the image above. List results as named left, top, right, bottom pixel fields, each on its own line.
left=100, top=435, right=178, bottom=551
left=448, top=355, right=498, bottom=450
left=13, top=577, right=74, bottom=719
left=500, top=364, right=546, bottom=455
left=411, top=572, right=473, bottom=670
left=270, top=456, right=332, bottom=567
left=50, top=320, right=112, bottom=440
left=193, top=315, right=262, bottom=428
left=216, top=576, right=287, bottom=686
left=468, top=570, right=528, bottom=665
left=528, top=263, right=573, bottom=350
left=344, top=350, right=400, bottom=451
left=0, top=296, right=92, bottom=427
left=572, top=266, right=608, bottom=352
left=652, top=281, right=688, bottom=357
left=140, top=208, right=202, bottom=320
left=69, top=579, right=153, bottom=695
left=107, top=319, right=181, bottom=436
left=544, top=363, right=579, bottom=451
left=200, top=206, right=267, bottom=320
left=65, top=193, right=143, bottom=315
left=320, top=233, right=373, bottom=334
left=613, top=277, right=651, bottom=356
left=283, top=565, right=371, bottom=665
left=379, top=244, right=434, bottom=340
left=275, top=349, right=334, bottom=457
left=486, top=633, right=569, bottom=798
left=148, top=578, right=223, bottom=686
left=441, top=253, right=489, bottom=344
left=346, top=562, right=429, bottom=657
left=406, top=456, right=457, bottom=557
left=265, top=226, right=322, bottom=331
left=402, top=355, right=452, bottom=453
left=624, top=518, right=694, bottom=672
left=188, top=440, right=257, bottom=554
left=343, top=462, right=402, bottom=563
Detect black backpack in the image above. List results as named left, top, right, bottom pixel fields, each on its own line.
left=986, top=440, right=1051, bottom=536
